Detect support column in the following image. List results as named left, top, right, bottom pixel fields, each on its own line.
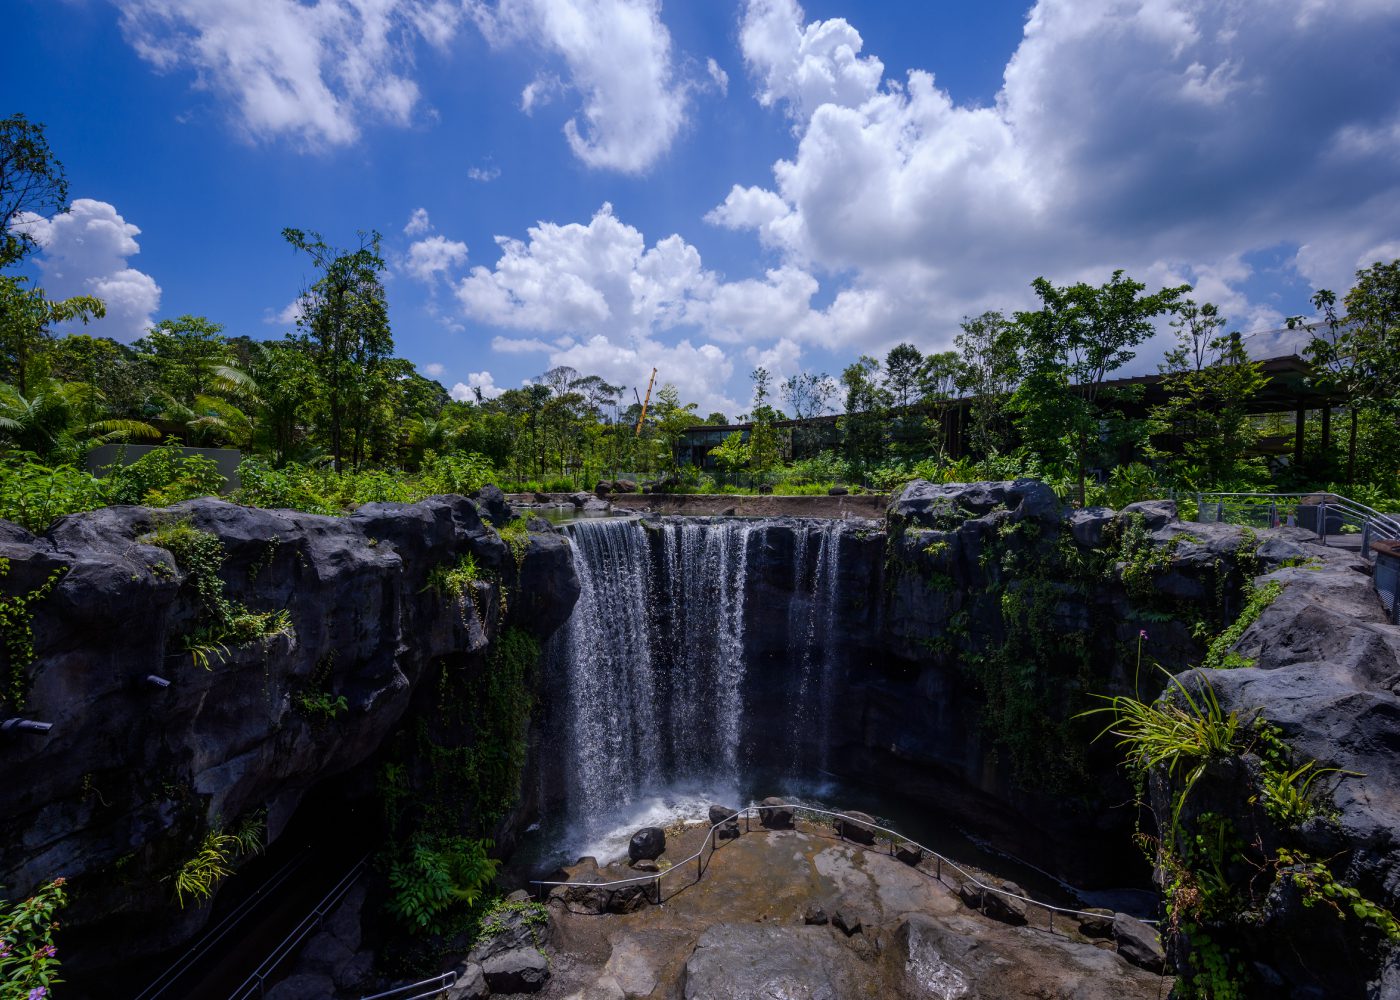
left=1294, top=401, right=1306, bottom=466
left=1321, top=405, right=1333, bottom=452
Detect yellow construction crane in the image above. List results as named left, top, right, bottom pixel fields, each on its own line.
left=634, top=367, right=657, bottom=436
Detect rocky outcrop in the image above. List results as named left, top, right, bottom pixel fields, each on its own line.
left=0, top=494, right=579, bottom=980
left=1149, top=535, right=1400, bottom=998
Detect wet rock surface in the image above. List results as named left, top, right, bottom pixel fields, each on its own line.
left=536, top=816, right=1168, bottom=999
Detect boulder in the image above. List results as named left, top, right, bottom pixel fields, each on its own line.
left=981, top=881, right=1029, bottom=926
left=1077, top=907, right=1115, bottom=938
left=834, top=811, right=878, bottom=845
left=469, top=902, right=551, bottom=965
left=631, top=859, right=659, bottom=873
left=628, top=826, right=666, bottom=862
left=483, top=947, right=550, bottom=993
left=709, top=804, right=741, bottom=839
left=895, top=842, right=924, bottom=867
left=1113, top=913, right=1166, bottom=973
left=1117, top=499, right=1178, bottom=531
left=471, top=484, right=515, bottom=527
left=759, top=797, right=793, bottom=829
left=803, top=903, right=829, bottom=925
left=570, top=491, right=594, bottom=509
left=614, top=479, right=638, bottom=494
left=828, top=486, right=849, bottom=496
left=595, top=481, right=613, bottom=497
left=890, top=479, right=1061, bottom=531
left=1068, top=506, right=1115, bottom=548
left=446, top=961, right=488, bottom=1000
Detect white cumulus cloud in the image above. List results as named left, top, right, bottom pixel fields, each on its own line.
left=404, top=207, right=432, bottom=236
left=117, top=0, right=463, bottom=148
left=406, top=234, right=469, bottom=283
left=450, top=370, right=505, bottom=400
left=473, top=0, right=688, bottom=172
left=716, top=0, right=1400, bottom=369
left=17, top=199, right=161, bottom=342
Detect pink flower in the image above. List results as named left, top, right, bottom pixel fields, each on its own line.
left=1138, top=629, right=1149, bottom=640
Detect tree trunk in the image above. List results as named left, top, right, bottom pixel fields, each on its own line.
left=1346, top=407, right=1358, bottom=487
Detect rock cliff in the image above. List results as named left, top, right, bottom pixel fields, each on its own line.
left=0, top=492, right=578, bottom=978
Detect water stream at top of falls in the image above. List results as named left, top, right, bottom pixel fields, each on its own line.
left=547, top=516, right=847, bottom=858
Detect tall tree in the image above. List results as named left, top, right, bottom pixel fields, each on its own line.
left=781, top=370, right=836, bottom=456
left=883, top=343, right=924, bottom=410
left=1011, top=271, right=1187, bottom=504
left=283, top=228, right=392, bottom=472
left=0, top=114, right=68, bottom=268
left=839, top=355, right=890, bottom=472
left=0, top=275, right=104, bottom=394
left=748, top=367, right=783, bottom=477
left=1149, top=300, right=1266, bottom=487
left=954, top=311, right=1021, bottom=457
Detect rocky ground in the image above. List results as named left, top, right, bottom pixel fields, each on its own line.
left=502, top=812, right=1171, bottom=1000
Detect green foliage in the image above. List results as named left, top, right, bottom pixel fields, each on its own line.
left=425, top=554, right=480, bottom=596
left=168, top=830, right=236, bottom=907
left=295, top=690, right=348, bottom=722
left=0, top=876, right=67, bottom=999
left=497, top=517, right=531, bottom=569
left=1202, top=581, right=1283, bottom=670
left=101, top=441, right=226, bottom=506
left=387, top=835, right=500, bottom=933
left=143, top=521, right=293, bottom=667
left=0, top=558, right=65, bottom=711
left=1278, top=849, right=1400, bottom=941
left=0, top=458, right=105, bottom=532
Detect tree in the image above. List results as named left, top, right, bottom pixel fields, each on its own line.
left=0, top=275, right=105, bottom=395
left=1149, top=300, right=1266, bottom=487
left=248, top=339, right=316, bottom=464
left=781, top=371, right=836, bottom=456
left=0, top=114, right=68, bottom=268
left=0, top=378, right=157, bottom=461
left=709, top=430, right=750, bottom=475
left=1011, top=271, right=1187, bottom=504
left=1344, top=259, right=1400, bottom=482
left=883, top=343, right=924, bottom=410
left=651, top=383, right=698, bottom=475
left=703, top=411, right=729, bottom=426
left=747, top=368, right=783, bottom=477
left=955, top=311, right=1021, bottom=456
left=838, top=356, right=889, bottom=472
left=283, top=228, right=392, bottom=473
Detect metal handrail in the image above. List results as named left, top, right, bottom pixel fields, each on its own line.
left=531, top=803, right=1140, bottom=934
left=134, top=847, right=314, bottom=1000
left=1192, top=490, right=1400, bottom=558
left=359, top=971, right=457, bottom=1000
left=227, top=854, right=368, bottom=1000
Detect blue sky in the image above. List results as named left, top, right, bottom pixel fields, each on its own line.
left=7, top=0, right=1400, bottom=416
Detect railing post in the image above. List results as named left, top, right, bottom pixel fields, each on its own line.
left=1319, top=502, right=1329, bottom=544
left=1270, top=499, right=1277, bottom=528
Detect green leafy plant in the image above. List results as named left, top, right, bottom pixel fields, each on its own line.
left=0, top=558, right=66, bottom=711
left=143, top=521, right=293, bottom=667
left=295, top=690, right=348, bottom=722
left=0, top=877, right=67, bottom=1000
left=387, top=836, right=500, bottom=933
left=1202, top=580, right=1283, bottom=670
left=168, top=830, right=237, bottom=907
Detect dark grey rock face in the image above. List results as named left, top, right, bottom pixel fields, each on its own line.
left=482, top=946, right=549, bottom=993
left=0, top=494, right=579, bottom=976
left=1159, top=541, right=1400, bottom=998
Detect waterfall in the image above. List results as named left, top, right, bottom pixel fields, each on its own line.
left=549, top=515, right=846, bottom=848
left=785, top=523, right=844, bottom=774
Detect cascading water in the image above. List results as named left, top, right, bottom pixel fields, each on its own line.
left=547, top=515, right=847, bottom=857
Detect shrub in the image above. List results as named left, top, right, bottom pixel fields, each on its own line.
left=0, top=458, right=105, bottom=532
left=101, top=442, right=226, bottom=507
left=0, top=877, right=67, bottom=997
